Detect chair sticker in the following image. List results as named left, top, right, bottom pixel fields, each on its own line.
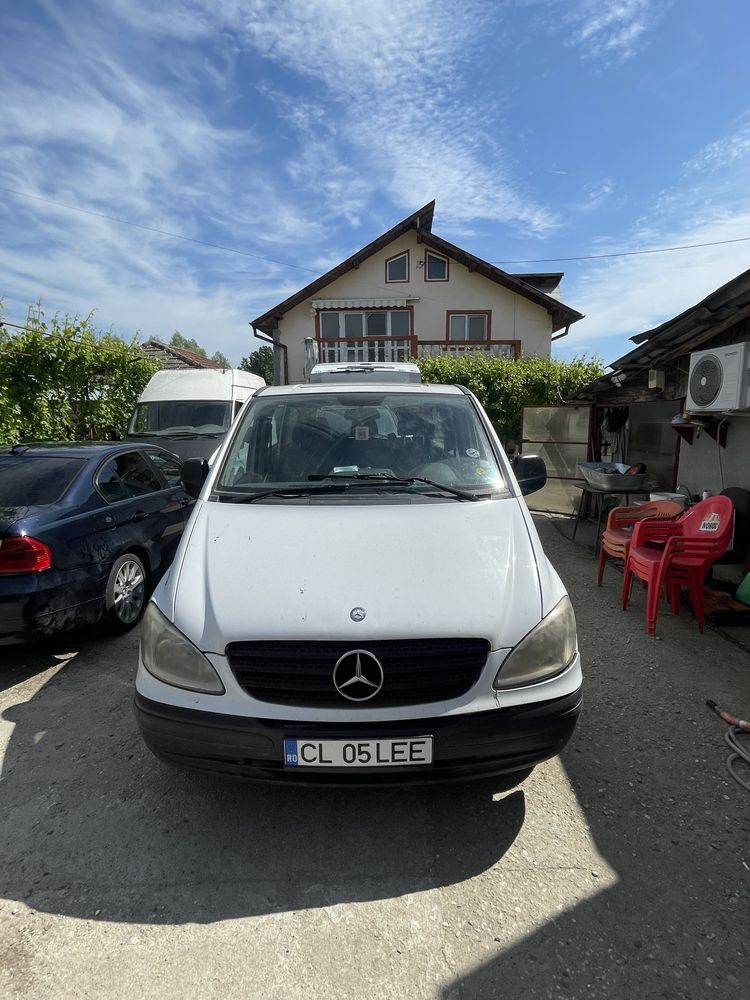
left=699, top=513, right=721, bottom=532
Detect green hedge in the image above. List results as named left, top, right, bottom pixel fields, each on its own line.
left=0, top=309, right=161, bottom=444
left=416, top=352, right=603, bottom=445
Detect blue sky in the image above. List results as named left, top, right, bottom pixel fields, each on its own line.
left=1, top=0, right=750, bottom=368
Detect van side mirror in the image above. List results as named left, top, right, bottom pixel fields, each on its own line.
left=181, top=458, right=209, bottom=498
left=512, top=454, right=547, bottom=496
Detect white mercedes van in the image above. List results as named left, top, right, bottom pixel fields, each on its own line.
left=134, top=382, right=581, bottom=784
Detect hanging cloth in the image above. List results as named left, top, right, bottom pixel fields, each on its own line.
left=601, top=407, right=629, bottom=464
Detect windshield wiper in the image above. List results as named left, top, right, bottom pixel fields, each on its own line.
left=308, top=472, right=479, bottom=502
left=161, top=431, right=223, bottom=439
left=221, top=484, right=352, bottom=503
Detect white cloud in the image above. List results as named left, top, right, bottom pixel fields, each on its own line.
left=563, top=220, right=750, bottom=361
left=564, top=0, right=664, bottom=62
left=575, top=179, right=615, bottom=213
left=685, top=119, right=750, bottom=173
left=0, top=216, right=274, bottom=363
left=218, top=0, right=559, bottom=235
left=0, top=0, right=715, bottom=374
left=0, top=2, right=311, bottom=361
left=557, top=120, right=750, bottom=362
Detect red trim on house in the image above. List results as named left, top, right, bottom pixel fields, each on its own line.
left=385, top=249, right=410, bottom=283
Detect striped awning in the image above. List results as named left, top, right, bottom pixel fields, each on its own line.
left=310, top=296, right=419, bottom=314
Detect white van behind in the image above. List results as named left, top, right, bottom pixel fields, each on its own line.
left=126, top=368, right=265, bottom=461
left=308, top=362, right=422, bottom=384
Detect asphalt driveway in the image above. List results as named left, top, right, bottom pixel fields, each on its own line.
left=0, top=516, right=748, bottom=999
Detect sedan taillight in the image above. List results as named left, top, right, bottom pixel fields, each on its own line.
left=0, top=536, right=52, bottom=573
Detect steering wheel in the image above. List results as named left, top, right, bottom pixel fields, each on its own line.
left=314, top=436, right=356, bottom=473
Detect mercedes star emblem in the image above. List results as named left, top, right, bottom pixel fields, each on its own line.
left=350, top=607, right=366, bottom=622
left=333, top=649, right=384, bottom=702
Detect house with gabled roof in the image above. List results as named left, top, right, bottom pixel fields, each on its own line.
left=249, top=201, right=584, bottom=384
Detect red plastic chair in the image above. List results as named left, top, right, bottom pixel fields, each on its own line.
left=597, top=500, right=683, bottom=585
left=621, top=496, right=735, bottom=635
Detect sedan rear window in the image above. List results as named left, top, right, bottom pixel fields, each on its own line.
left=0, top=456, right=86, bottom=505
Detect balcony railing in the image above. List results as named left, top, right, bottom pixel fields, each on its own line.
left=417, top=340, right=521, bottom=359
left=317, top=337, right=417, bottom=364
left=316, top=337, right=522, bottom=364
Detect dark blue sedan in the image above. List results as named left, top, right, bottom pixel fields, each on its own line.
left=0, top=443, right=194, bottom=644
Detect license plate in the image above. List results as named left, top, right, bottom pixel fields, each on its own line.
left=283, top=736, right=433, bottom=768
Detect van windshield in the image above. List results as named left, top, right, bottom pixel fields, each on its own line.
left=215, top=392, right=505, bottom=497
left=128, top=400, right=232, bottom=436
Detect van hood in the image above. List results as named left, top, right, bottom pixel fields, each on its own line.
left=171, top=498, right=542, bottom=653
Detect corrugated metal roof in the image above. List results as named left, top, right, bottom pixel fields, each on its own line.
left=575, top=267, right=750, bottom=399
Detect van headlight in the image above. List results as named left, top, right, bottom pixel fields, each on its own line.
left=493, top=596, right=577, bottom=689
left=141, top=603, right=225, bottom=694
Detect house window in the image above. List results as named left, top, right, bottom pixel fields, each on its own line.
left=366, top=311, right=387, bottom=336
left=385, top=251, right=409, bottom=283
left=425, top=251, right=448, bottom=281
left=447, top=313, right=489, bottom=341
left=318, top=310, right=412, bottom=338
left=320, top=312, right=340, bottom=338
left=344, top=313, right=363, bottom=338
left=390, top=311, right=410, bottom=337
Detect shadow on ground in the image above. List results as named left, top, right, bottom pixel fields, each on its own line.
left=440, top=516, right=749, bottom=998
left=0, top=632, right=526, bottom=925
left=0, top=627, right=103, bottom=694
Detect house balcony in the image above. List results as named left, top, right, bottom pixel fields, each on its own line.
left=317, top=337, right=417, bottom=364
left=416, top=340, right=521, bottom=360
left=316, top=337, right=521, bottom=364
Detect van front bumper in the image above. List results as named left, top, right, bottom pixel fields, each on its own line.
left=134, top=688, right=582, bottom=785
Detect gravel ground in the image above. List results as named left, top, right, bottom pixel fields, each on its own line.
left=0, top=515, right=748, bottom=999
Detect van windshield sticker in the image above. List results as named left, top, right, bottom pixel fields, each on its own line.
left=355, top=426, right=369, bottom=441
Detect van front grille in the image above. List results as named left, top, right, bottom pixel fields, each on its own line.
left=226, top=638, right=490, bottom=708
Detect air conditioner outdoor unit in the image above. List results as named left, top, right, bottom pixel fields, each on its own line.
left=686, top=343, right=750, bottom=413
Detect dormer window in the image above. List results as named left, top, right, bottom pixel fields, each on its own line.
left=425, top=251, right=448, bottom=281
left=385, top=251, right=409, bottom=283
